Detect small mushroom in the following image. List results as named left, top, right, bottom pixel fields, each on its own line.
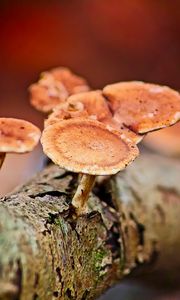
left=0, top=118, right=41, bottom=168
left=103, top=81, right=180, bottom=134
left=67, top=90, right=112, bottom=121
left=143, top=122, right=180, bottom=157
left=41, top=118, right=139, bottom=215
left=44, top=100, right=89, bottom=128
left=50, top=67, right=90, bottom=94
left=29, top=67, right=90, bottom=113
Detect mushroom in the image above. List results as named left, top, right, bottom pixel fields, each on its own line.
left=41, top=80, right=180, bottom=216
left=29, top=67, right=90, bottom=113
left=0, top=118, right=41, bottom=168
left=50, top=67, right=90, bottom=94
left=41, top=118, right=139, bottom=215
left=46, top=90, right=143, bottom=144
left=103, top=81, right=180, bottom=134
left=67, top=90, right=144, bottom=143
left=44, top=100, right=89, bottom=128
left=101, top=117, right=144, bottom=144
left=143, top=122, right=180, bottom=157
left=66, top=90, right=112, bottom=121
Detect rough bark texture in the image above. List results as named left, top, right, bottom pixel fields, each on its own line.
left=0, top=153, right=180, bottom=300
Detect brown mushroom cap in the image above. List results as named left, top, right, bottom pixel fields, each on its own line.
left=67, top=90, right=112, bottom=121
left=102, top=117, right=144, bottom=144
left=50, top=67, right=90, bottom=94
left=29, top=77, right=68, bottom=113
left=45, top=90, right=143, bottom=144
left=44, top=101, right=89, bottom=127
left=41, top=118, right=139, bottom=175
left=0, top=118, right=41, bottom=153
left=143, top=122, right=180, bottom=157
left=103, top=81, right=180, bottom=134
left=29, top=67, right=90, bottom=113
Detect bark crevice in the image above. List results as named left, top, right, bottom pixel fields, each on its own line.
left=0, top=154, right=180, bottom=299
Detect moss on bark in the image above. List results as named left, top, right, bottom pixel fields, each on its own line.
left=0, top=153, right=180, bottom=299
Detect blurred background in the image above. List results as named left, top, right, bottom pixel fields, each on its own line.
left=0, top=1, right=180, bottom=299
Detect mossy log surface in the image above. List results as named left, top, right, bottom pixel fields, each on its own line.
left=0, top=153, right=180, bottom=300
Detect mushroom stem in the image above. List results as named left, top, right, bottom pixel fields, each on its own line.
left=72, top=174, right=96, bottom=215
left=0, top=153, right=5, bottom=169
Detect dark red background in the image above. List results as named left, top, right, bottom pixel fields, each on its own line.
left=1, top=0, right=180, bottom=124
left=0, top=2, right=180, bottom=298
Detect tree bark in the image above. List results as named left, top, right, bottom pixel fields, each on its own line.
left=0, top=153, right=180, bottom=300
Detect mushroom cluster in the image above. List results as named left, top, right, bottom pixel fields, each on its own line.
left=41, top=118, right=139, bottom=214
left=30, top=68, right=180, bottom=216
left=29, top=67, right=90, bottom=113
left=0, top=118, right=41, bottom=168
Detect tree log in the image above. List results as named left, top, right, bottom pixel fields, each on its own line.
left=0, top=153, right=180, bottom=300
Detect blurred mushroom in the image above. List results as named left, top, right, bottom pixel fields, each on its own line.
left=50, top=68, right=90, bottom=94
left=44, top=100, right=89, bottom=127
left=103, top=81, right=180, bottom=134
left=0, top=118, right=41, bottom=168
left=67, top=90, right=111, bottom=121
left=41, top=118, right=139, bottom=215
left=29, top=67, right=90, bottom=113
left=143, top=122, right=180, bottom=157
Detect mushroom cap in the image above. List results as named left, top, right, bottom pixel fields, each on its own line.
left=29, top=81, right=68, bottom=113
left=29, top=67, right=90, bottom=113
left=103, top=81, right=180, bottom=134
left=44, top=101, right=89, bottom=127
left=0, top=118, right=41, bottom=153
left=143, top=122, right=180, bottom=157
left=67, top=90, right=112, bottom=121
left=41, top=118, right=139, bottom=175
left=50, top=67, right=90, bottom=94
left=102, top=117, right=144, bottom=144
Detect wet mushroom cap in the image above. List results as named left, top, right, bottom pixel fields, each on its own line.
left=41, top=118, right=139, bottom=175
left=143, top=122, right=180, bottom=157
left=103, top=81, right=180, bottom=134
left=0, top=118, right=41, bottom=153
left=29, top=67, right=90, bottom=113
left=67, top=90, right=112, bottom=121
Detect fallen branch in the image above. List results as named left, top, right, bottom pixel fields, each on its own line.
left=0, top=153, right=180, bottom=300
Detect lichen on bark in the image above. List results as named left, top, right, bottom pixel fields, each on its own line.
left=0, top=153, right=180, bottom=299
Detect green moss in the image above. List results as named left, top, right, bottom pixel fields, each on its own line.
left=55, top=218, right=69, bottom=235
left=93, top=248, right=107, bottom=274
left=47, top=213, right=69, bottom=235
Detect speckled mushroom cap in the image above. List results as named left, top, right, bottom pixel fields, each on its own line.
left=29, top=75, right=68, bottom=113
left=0, top=118, right=41, bottom=153
left=44, top=101, right=89, bottom=127
left=50, top=67, right=90, bottom=94
left=101, top=117, right=144, bottom=144
left=67, top=90, right=112, bottom=121
left=29, top=67, right=90, bottom=113
left=103, top=81, right=180, bottom=134
left=41, top=118, right=139, bottom=175
left=143, top=122, right=180, bottom=157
